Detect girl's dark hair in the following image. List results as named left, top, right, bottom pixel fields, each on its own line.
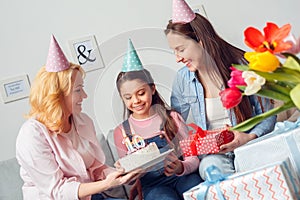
left=165, top=13, right=256, bottom=123
left=116, top=69, right=178, bottom=140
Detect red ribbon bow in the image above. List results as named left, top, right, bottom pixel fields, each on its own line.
left=187, top=123, right=207, bottom=138
left=187, top=123, right=207, bottom=155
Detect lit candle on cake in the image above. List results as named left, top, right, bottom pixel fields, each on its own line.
left=132, top=134, right=146, bottom=149
left=121, top=128, right=135, bottom=153
left=122, top=136, right=135, bottom=153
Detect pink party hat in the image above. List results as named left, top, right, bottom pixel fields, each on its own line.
left=172, top=0, right=196, bottom=23
left=45, top=35, right=70, bottom=72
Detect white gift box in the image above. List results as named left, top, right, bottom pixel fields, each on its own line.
left=183, top=159, right=300, bottom=200
left=234, top=126, right=300, bottom=179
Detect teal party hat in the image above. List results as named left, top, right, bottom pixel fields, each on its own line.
left=121, top=39, right=144, bottom=72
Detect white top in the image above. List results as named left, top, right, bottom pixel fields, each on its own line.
left=205, top=97, right=231, bottom=130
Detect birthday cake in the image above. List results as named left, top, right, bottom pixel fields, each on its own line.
left=119, top=142, right=160, bottom=172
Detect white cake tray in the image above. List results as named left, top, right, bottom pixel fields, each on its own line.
left=124, top=148, right=175, bottom=173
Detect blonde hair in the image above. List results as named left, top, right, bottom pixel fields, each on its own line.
left=28, top=63, right=85, bottom=132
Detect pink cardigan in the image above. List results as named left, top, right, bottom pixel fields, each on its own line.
left=16, top=113, right=110, bottom=200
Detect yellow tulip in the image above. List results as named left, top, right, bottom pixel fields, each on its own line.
left=244, top=51, right=280, bottom=72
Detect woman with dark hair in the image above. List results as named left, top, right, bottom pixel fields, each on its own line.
left=164, top=0, right=276, bottom=179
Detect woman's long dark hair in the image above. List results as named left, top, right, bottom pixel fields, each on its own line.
left=165, top=13, right=256, bottom=123
left=116, top=69, right=178, bottom=140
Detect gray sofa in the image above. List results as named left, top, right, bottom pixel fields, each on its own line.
left=0, top=157, right=23, bottom=200
left=0, top=131, right=129, bottom=200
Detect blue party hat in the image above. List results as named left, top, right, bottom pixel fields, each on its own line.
left=121, top=39, right=143, bottom=72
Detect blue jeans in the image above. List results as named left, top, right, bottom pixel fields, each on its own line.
left=198, top=153, right=235, bottom=180
left=91, top=193, right=125, bottom=200
left=141, top=135, right=202, bottom=200
left=142, top=172, right=201, bottom=200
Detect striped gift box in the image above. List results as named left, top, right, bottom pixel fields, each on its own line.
left=183, top=159, right=300, bottom=200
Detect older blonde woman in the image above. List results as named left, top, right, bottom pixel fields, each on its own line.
left=16, top=35, right=141, bottom=200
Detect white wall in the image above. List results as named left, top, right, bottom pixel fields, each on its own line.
left=1, top=0, right=299, bottom=161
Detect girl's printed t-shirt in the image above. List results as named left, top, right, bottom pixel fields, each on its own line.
left=113, top=111, right=199, bottom=175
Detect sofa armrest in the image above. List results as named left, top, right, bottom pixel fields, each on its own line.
left=0, top=158, right=23, bottom=200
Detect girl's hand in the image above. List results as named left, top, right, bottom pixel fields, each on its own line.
left=129, top=179, right=143, bottom=200
left=219, top=130, right=257, bottom=153
left=164, top=152, right=183, bottom=176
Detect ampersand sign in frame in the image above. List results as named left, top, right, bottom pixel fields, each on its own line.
left=69, top=35, right=104, bottom=72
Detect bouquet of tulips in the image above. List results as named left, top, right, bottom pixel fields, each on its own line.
left=220, top=22, right=300, bottom=132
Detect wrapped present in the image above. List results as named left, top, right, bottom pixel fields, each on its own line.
left=179, top=123, right=234, bottom=157
left=183, top=159, right=300, bottom=200
left=215, top=129, right=235, bottom=147
left=234, top=119, right=300, bottom=179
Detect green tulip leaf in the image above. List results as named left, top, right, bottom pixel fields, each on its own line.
left=281, top=52, right=300, bottom=65
left=232, top=64, right=249, bottom=71
left=256, top=89, right=291, bottom=102
left=254, top=70, right=300, bottom=83
left=265, top=82, right=291, bottom=96
left=230, top=101, right=295, bottom=132
left=283, top=56, right=300, bottom=72
left=281, top=67, right=300, bottom=78
left=236, top=86, right=246, bottom=91
left=275, top=81, right=296, bottom=89
left=290, top=83, right=300, bottom=109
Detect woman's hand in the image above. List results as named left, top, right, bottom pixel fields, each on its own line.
left=114, top=160, right=121, bottom=169
left=219, top=130, right=257, bottom=153
left=129, top=179, right=143, bottom=200
left=164, top=152, right=183, bottom=176
left=103, top=168, right=143, bottom=189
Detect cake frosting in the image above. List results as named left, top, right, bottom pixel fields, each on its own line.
left=119, top=142, right=160, bottom=172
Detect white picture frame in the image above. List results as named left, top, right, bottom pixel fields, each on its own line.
left=0, top=74, right=31, bottom=103
left=68, top=35, right=104, bottom=72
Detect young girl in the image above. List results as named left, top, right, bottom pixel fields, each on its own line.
left=113, top=39, right=202, bottom=200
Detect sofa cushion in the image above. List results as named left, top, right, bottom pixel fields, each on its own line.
left=106, top=129, right=121, bottom=162
left=97, top=132, right=116, bottom=166
left=97, top=133, right=128, bottom=199
left=0, top=157, right=23, bottom=200
left=106, top=130, right=136, bottom=198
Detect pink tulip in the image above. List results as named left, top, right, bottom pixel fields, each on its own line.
left=219, top=88, right=243, bottom=109
left=285, top=34, right=300, bottom=55
left=228, top=67, right=246, bottom=88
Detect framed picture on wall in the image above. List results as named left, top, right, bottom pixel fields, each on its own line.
left=68, top=35, right=105, bottom=72
left=0, top=74, right=31, bottom=103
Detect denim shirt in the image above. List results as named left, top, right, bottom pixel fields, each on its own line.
left=171, top=66, right=276, bottom=137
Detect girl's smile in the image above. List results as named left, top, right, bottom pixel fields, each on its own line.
left=120, top=79, right=155, bottom=119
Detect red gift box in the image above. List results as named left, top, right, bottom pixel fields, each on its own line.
left=179, top=123, right=234, bottom=157
left=215, top=129, right=235, bottom=147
